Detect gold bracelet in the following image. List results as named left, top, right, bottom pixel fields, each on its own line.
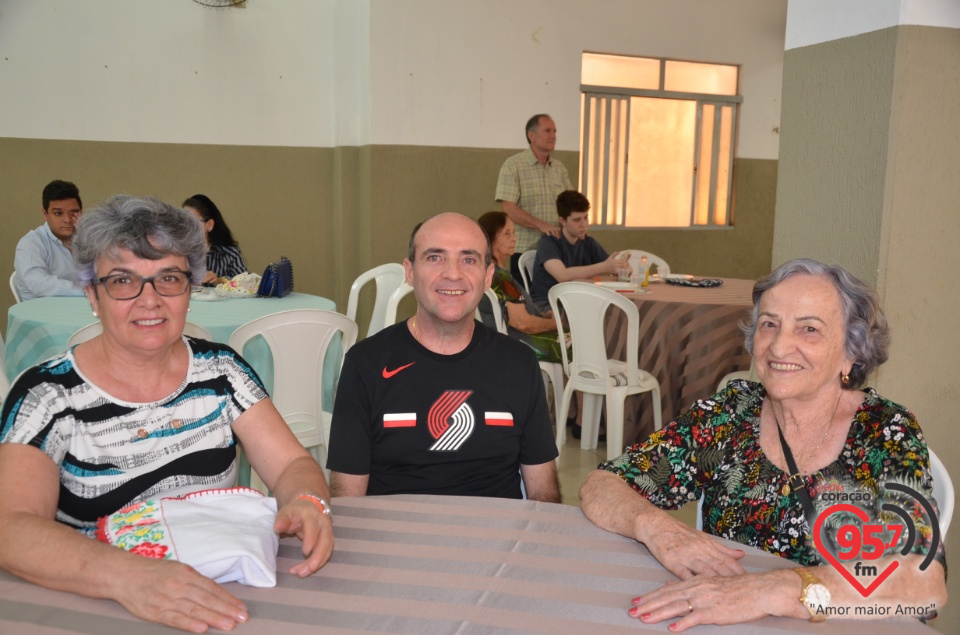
left=296, top=494, right=332, bottom=518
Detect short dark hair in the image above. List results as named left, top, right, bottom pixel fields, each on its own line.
left=476, top=211, right=509, bottom=245
left=525, top=114, right=550, bottom=145
left=556, top=190, right=590, bottom=220
left=741, top=258, right=890, bottom=389
left=42, top=180, right=81, bottom=210
left=182, top=194, right=239, bottom=248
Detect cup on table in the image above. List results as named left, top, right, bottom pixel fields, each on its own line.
left=618, top=268, right=631, bottom=283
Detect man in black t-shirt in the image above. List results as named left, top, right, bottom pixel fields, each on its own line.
left=327, top=213, right=561, bottom=502
left=529, top=190, right=628, bottom=310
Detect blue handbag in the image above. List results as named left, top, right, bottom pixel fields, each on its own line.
left=256, top=257, right=294, bottom=297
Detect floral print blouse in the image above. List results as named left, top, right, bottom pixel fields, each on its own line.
left=600, top=380, right=946, bottom=569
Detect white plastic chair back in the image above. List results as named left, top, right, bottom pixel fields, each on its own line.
left=67, top=321, right=213, bottom=347
left=930, top=448, right=954, bottom=539
left=229, top=309, right=359, bottom=481
left=715, top=363, right=759, bottom=393
left=518, top=250, right=537, bottom=293
left=346, top=263, right=406, bottom=339
left=381, top=282, right=414, bottom=330
left=621, top=250, right=670, bottom=277
left=548, top=282, right=661, bottom=460
left=476, top=288, right=506, bottom=334
left=10, top=272, right=22, bottom=304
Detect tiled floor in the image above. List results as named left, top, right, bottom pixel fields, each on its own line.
left=555, top=424, right=698, bottom=529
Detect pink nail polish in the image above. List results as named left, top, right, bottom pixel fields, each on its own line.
left=632, top=596, right=642, bottom=604
left=641, top=613, right=651, bottom=620
left=669, top=624, right=679, bottom=631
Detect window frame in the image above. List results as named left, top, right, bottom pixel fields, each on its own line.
left=580, top=54, right=742, bottom=229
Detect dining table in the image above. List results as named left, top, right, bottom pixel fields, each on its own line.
left=600, top=276, right=755, bottom=446
left=0, top=494, right=934, bottom=634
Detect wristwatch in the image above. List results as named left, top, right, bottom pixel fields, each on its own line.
left=792, top=568, right=830, bottom=622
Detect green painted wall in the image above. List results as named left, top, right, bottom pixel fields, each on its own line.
left=1, top=140, right=776, bottom=337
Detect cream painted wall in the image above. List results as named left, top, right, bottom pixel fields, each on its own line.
left=786, top=0, right=960, bottom=50
left=370, top=0, right=786, bottom=158
left=0, top=1, right=787, bottom=160
left=0, top=0, right=338, bottom=146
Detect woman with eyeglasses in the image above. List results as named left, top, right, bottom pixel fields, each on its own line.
left=0, top=196, right=333, bottom=632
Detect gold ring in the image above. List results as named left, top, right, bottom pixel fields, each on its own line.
left=686, top=600, right=694, bottom=614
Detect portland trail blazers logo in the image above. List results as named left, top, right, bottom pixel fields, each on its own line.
left=428, top=390, right=474, bottom=451
left=381, top=390, right=514, bottom=451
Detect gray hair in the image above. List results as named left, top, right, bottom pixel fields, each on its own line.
left=742, top=258, right=890, bottom=389
left=74, top=195, right=208, bottom=288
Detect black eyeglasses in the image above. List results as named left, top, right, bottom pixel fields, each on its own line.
left=94, top=270, right=192, bottom=300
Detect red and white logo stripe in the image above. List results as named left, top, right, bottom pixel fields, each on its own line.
left=383, top=413, right=417, bottom=428
left=428, top=390, right=474, bottom=452
left=484, top=412, right=514, bottom=427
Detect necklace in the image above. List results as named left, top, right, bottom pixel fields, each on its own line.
left=411, top=315, right=421, bottom=343
left=773, top=390, right=844, bottom=495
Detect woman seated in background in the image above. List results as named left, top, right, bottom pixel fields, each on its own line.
left=0, top=196, right=333, bottom=633
left=477, top=211, right=564, bottom=364
left=580, top=258, right=946, bottom=629
left=182, top=194, right=247, bottom=283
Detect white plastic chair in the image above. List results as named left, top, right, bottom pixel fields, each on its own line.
left=381, top=282, right=414, bottom=329
left=476, top=288, right=506, bottom=334
left=621, top=250, right=671, bottom=277
left=715, top=363, right=759, bottom=393
left=346, top=263, right=406, bottom=339
left=518, top=250, right=537, bottom=293
left=67, top=321, right=213, bottom=347
left=548, top=281, right=662, bottom=460
left=229, top=309, right=359, bottom=488
left=10, top=272, right=22, bottom=304
left=930, top=449, right=954, bottom=539
left=479, top=287, right=564, bottom=427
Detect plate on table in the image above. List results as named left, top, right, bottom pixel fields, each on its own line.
left=191, top=288, right=226, bottom=302
left=214, top=287, right=258, bottom=299
left=594, top=281, right=638, bottom=291
left=661, top=273, right=695, bottom=281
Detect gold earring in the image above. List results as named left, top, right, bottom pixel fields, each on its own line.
left=841, top=373, right=850, bottom=386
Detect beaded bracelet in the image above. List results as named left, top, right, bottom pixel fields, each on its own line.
left=296, top=494, right=332, bottom=517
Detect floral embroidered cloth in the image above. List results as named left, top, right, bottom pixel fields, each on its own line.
left=96, top=487, right=279, bottom=587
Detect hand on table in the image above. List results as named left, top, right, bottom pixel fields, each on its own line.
left=200, top=270, right=220, bottom=286
left=629, top=569, right=796, bottom=631
left=605, top=253, right=632, bottom=276
left=644, top=520, right=746, bottom=580
left=116, top=558, right=248, bottom=633
left=274, top=497, right=335, bottom=577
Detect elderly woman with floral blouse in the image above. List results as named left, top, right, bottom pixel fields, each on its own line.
left=580, top=258, right=946, bottom=629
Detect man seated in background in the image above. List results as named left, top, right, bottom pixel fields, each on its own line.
left=326, top=213, right=561, bottom=503
left=14, top=180, right=85, bottom=301
left=529, top=190, right=627, bottom=310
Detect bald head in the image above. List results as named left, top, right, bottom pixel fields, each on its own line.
left=407, top=213, right=493, bottom=268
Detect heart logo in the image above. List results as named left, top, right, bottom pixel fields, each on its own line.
left=813, top=503, right=899, bottom=597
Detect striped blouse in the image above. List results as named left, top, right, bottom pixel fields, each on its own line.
left=208, top=243, right=248, bottom=279
left=0, top=338, right=266, bottom=530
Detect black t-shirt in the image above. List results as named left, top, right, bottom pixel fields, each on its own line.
left=327, top=321, right=558, bottom=498
left=530, top=234, right=609, bottom=305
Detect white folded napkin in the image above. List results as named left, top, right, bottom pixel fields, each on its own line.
left=96, top=487, right=279, bottom=587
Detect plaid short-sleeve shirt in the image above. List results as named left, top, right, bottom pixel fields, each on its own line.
left=495, top=148, right=572, bottom=252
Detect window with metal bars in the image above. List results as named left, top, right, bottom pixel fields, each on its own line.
left=579, top=53, right=741, bottom=228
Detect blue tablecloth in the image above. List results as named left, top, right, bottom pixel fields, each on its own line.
left=5, top=292, right=338, bottom=400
